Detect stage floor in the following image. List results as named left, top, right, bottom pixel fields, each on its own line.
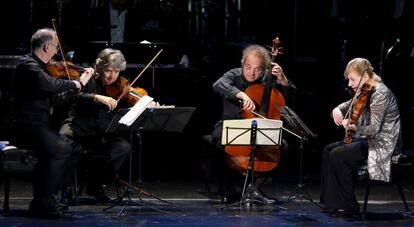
left=1, top=177, right=414, bottom=226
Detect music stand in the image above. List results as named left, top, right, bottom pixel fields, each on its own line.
left=221, top=118, right=285, bottom=209
left=132, top=106, right=195, bottom=208
left=131, top=106, right=195, bottom=194
left=102, top=97, right=177, bottom=216
left=136, top=106, right=196, bottom=133
left=278, top=106, right=321, bottom=210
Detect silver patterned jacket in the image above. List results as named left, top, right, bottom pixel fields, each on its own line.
left=338, top=82, right=402, bottom=182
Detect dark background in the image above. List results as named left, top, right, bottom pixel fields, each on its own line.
left=0, top=0, right=413, bottom=184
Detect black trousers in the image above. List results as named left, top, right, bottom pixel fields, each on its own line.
left=85, top=136, right=131, bottom=190
left=320, top=138, right=368, bottom=211
left=59, top=122, right=131, bottom=191
left=17, top=125, right=83, bottom=200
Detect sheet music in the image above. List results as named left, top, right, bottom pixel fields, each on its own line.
left=221, top=118, right=283, bottom=145
left=119, top=96, right=154, bottom=126
left=0, top=141, right=17, bottom=152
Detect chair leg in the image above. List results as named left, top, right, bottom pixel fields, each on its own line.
left=394, top=174, right=410, bottom=211
left=73, top=168, right=79, bottom=206
left=115, top=178, right=121, bottom=201
left=362, top=180, right=371, bottom=214
left=3, top=173, right=10, bottom=214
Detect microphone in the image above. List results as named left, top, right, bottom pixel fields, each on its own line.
left=386, top=38, right=400, bottom=59
left=250, top=120, right=258, bottom=145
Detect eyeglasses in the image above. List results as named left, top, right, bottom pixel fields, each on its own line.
left=243, top=65, right=264, bottom=74
left=48, top=42, right=60, bottom=51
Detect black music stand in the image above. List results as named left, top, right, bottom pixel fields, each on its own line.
left=103, top=107, right=170, bottom=216
left=132, top=106, right=196, bottom=184
left=278, top=106, right=321, bottom=210
left=136, top=107, right=196, bottom=133
left=103, top=105, right=195, bottom=216
left=221, top=118, right=285, bottom=210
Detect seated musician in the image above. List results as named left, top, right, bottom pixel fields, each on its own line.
left=211, top=44, right=297, bottom=203
left=59, top=48, right=153, bottom=203
left=11, top=28, right=94, bottom=217
left=320, top=58, right=402, bottom=218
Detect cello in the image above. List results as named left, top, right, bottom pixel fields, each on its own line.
left=225, top=37, right=286, bottom=174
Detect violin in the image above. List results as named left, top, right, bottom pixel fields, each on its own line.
left=48, top=19, right=85, bottom=80
left=225, top=37, right=285, bottom=174
left=105, top=76, right=148, bottom=105
left=106, top=49, right=163, bottom=106
left=47, top=59, right=85, bottom=80
left=343, top=83, right=372, bottom=143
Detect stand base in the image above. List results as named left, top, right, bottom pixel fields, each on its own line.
left=119, top=179, right=172, bottom=205
left=103, top=180, right=172, bottom=216
left=287, top=183, right=324, bottom=210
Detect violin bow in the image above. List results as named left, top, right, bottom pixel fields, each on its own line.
left=51, top=18, right=72, bottom=80
left=116, top=49, right=163, bottom=102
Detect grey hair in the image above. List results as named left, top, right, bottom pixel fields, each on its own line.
left=241, top=44, right=271, bottom=69
left=31, top=28, right=56, bottom=51
left=344, top=57, right=381, bottom=81
left=95, top=48, right=127, bottom=74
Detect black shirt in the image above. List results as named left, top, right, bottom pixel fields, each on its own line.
left=65, top=77, right=131, bottom=137
left=212, top=68, right=297, bottom=121
left=12, top=54, right=77, bottom=127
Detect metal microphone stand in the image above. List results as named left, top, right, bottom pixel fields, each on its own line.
left=224, top=120, right=286, bottom=210
left=238, top=120, right=264, bottom=207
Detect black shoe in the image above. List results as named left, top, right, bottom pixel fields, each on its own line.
left=58, top=203, right=69, bottom=211
left=60, top=187, right=77, bottom=206
left=86, top=188, right=111, bottom=203
left=29, top=198, right=63, bottom=218
left=321, top=207, right=337, bottom=214
left=330, top=209, right=361, bottom=218
left=252, top=190, right=278, bottom=204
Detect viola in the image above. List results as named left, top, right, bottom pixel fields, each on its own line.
left=105, top=76, right=148, bottom=105
left=225, top=37, right=285, bottom=174
left=343, top=83, right=372, bottom=143
left=47, top=60, right=85, bottom=80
